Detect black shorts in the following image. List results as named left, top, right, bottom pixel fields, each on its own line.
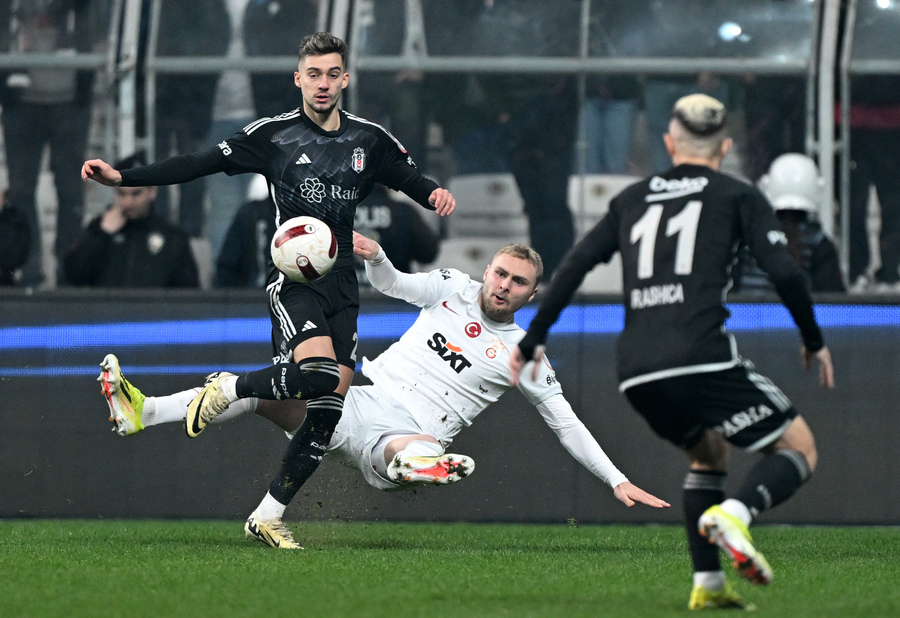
left=266, top=269, right=360, bottom=369
left=623, top=359, right=797, bottom=452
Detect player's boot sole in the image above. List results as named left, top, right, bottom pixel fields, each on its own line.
left=387, top=454, right=475, bottom=485
left=98, top=353, right=145, bottom=436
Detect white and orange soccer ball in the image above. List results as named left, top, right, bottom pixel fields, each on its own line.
left=270, top=216, right=338, bottom=283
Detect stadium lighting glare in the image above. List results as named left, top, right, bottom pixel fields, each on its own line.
left=717, top=22, right=744, bottom=42
left=876, top=0, right=893, bottom=10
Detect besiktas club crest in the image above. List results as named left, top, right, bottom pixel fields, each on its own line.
left=351, top=147, right=366, bottom=173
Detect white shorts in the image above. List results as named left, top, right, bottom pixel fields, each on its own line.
left=322, top=384, right=464, bottom=491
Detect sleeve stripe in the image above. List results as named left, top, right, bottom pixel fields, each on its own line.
left=243, top=109, right=303, bottom=135
left=343, top=111, right=407, bottom=152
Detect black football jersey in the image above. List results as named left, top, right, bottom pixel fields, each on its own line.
left=524, top=164, right=823, bottom=388
left=216, top=109, right=437, bottom=274
left=121, top=108, right=439, bottom=276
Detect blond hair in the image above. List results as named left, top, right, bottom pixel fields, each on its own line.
left=494, top=243, right=544, bottom=286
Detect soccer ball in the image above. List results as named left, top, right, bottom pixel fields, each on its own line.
left=270, top=216, right=338, bottom=282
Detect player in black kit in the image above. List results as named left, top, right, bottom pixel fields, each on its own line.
left=510, top=94, right=834, bottom=610
left=83, top=32, right=455, bottom=548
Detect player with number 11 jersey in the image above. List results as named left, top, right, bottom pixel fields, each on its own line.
left=523, top=163, right=823, bottom=391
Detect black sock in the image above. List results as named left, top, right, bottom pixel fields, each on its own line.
left=684, top=470, right=727, bottom=573
left=268, top=393, right=344, bottom=505
left=235, top=357, right=340, bottom=401
left=734, top=449, right=811, bottom=519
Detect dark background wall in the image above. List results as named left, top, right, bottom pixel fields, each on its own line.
left=1, top=290, right=896, bottom=525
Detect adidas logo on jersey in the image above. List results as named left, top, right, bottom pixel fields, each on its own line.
left=296, top=153, right=311, bottom=165
left=301, top=320, right=317, bottom=332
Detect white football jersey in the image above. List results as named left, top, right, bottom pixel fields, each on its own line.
left=362, top=266, right=563, bottom=440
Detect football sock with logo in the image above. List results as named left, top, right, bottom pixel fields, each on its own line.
left=684, top=470, right=727, bottom=573
left=733, top=449, right=811, bottom=520
left=234, top=358, right=341, bottom=401
left=268, top=393, right=344, bottom=505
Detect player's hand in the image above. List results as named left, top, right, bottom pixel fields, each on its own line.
left=429, top=188, right=456, bottom=216
left=352, top=230, right=381, bottom=260
left=802, top=345, right=834, bottom=389
left=82, top=159, right=122, bottom=186
left=508, top=344, right=545, bottom=386
left=613, top=481, right=671, bottom=509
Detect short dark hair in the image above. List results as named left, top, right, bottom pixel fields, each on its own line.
left=298, top=32, right=348, bottom=68
left=114, top=151, right=148, bottom=171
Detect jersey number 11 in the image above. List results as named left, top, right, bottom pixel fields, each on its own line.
left=630, top=201, right=703, bottom=279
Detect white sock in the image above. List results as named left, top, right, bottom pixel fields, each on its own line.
left=720, top=498, right=753, bottom=527
left=210, top=397, right=259, bottom=424
left=693, top=570, right=726, bottom=591
left=398, top=440, right=444, bottom=458
left=255, top=491, right=287, bottom=520
left=145, top=390, right=258, bottom=427
left=220, top=374, right=239, bottom=402
left=144, top=389, right=199, bottom=426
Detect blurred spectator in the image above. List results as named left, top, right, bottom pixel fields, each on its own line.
left=576, top=76, right=640, bottom=175
left=840, top=75, right=900, bottom=293
left=243, top=0, right=318, bottom=118
left=355, top=0, right=430, bottom=175
left=503, top=76, right=579, bottom=280
left=426, top=0, right=581, bottom=278
left=63, top=153, right=199, bottom=288
left=205, top=0, right=258, bottom=268
left=151, top=0, right=231, bottom=238
left=0, top=190, right=31, bottom=286
left=0, top=0, right=101, bottom=286
left=575, top=0, right=643, bottom=175
left=733, top=153, right=844, bottom=294
left=215, top=180, right=439, bottom=289
left=214, top=174, right=274, bottom=288
left=742, top=75, right=807, bottom=181
left=354, top=183, right=440, bottom=284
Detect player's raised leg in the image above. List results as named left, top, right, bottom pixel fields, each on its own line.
left=100, top=355, right=260, bottom=436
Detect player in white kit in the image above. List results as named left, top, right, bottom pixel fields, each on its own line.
left=99, top=233, right=669, bottom=547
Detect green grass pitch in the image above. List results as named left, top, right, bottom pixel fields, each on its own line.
left=0, top=520, right=896, bottom=617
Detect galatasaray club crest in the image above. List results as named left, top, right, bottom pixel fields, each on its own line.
left=351, top=147, right=366, bottom=173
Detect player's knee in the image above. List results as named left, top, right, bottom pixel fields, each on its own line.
left=775, top=415, right=817, bottom=472
left=801, top=443, right=817, bottom=473
left=289, top=357, right=341, bottom=400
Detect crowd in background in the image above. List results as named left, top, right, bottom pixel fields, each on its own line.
left=0, top=0, right=895, bottom=294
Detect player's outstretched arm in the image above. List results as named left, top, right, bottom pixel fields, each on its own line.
left=429, top=188, right=456, bottom=216
left=613, top=481, right=671, bottom=509
left=81, top=159, right=122, bottom=186
left=802, top=345, right=834, bottom=389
